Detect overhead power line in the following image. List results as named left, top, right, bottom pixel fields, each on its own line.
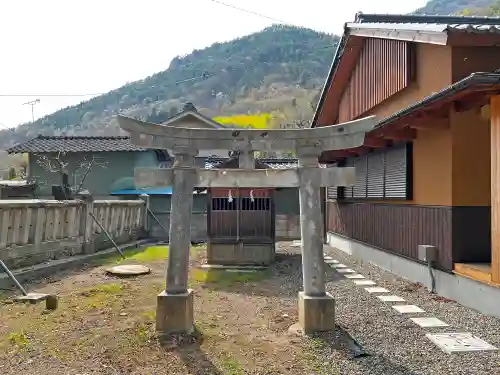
left=0, top=39, right=336, bottom=99
left=0, top=2, right=326, bottom=100
left=209, top=0, right=289, bottom=24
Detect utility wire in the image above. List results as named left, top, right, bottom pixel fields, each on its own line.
left=209, top=0, right=289, bottom=24
left=0, top=44, right=336, bottom=128
left=0, top=2, right=329, bottom=100
left=0, top=39, right=335, bottom=99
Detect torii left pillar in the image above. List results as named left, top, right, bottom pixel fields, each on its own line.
left=156, top=149, right=197, bottom=334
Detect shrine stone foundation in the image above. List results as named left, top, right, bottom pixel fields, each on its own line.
left=117, top=108, right=375, bottom=334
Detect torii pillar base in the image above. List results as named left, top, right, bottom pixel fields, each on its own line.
left=155, top=290, right=194, bottom=334
left=298, top=292, right=335, bottom=334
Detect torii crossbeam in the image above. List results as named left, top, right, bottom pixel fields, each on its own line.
left=117, top=112, right=376, bottom=335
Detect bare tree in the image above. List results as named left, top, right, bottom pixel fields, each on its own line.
left=33, top=152, right=107, bottom=198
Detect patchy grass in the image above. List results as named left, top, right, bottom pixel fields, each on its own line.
left=8, top=331, right=29, bottom=349
left=190, top=268, right=270, bottom=286
left=104, top=244, right=206, bottom=266
left=0, top=244, right=333, bottom=374
left=121, top=245, right=169, bottom=262
left=219, top=353, right=245, bottom=375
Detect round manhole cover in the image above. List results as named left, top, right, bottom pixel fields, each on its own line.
left=106, top=264, right=151, bottom=276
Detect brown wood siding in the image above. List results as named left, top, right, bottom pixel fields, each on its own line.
left=327, top=201, right=453, bottom=270
left=491, top=95, right=500, bottom=284
left=452, top=46, right=500, bottom=82
left=338, top=38, right=415, bottom=122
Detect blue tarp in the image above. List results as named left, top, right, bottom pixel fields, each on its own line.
left=111, top=187, right=207, bottom=196
left=111, top=187, right=173, bottom=195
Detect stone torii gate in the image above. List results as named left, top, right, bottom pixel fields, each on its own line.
left=117, top=114, right=376, bottom=334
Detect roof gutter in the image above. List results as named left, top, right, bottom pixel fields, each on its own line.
left=310, top=25, right=350, bottom=128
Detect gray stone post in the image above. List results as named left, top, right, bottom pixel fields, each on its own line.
left=156, top=149, right=197, bottom=334
left=139, top=194, right=150, bottom=238
left=239, top=149, right=255, bottom=169
left=297, top=150, right=335, bottom=333
left=80, top=193, right=95, bottom=254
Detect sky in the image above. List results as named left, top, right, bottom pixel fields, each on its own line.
left=0, top=0, right=427, bottom=129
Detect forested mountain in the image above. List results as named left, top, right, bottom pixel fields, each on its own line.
left=414, top=0, right=497, bottom=15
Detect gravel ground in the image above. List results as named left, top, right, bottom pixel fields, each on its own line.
left=320, top=244, right=500, bottom=375
left=2, top=243, right=499, bottom=374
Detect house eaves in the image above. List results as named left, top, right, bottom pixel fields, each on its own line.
left=345, top=22, right=448, bottom=45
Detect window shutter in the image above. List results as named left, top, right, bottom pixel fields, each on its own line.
left=344, top=159, right=354, bottom=198
left=367, top=152, right=384, bottom=198
left=384, top=145, right=408, bottom=199
left=326, top=186, right=337, bottom=200
left=353, top=156, right=367, bottom=198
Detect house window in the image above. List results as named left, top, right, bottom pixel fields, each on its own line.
left=327, top=143, right=412, bottom=200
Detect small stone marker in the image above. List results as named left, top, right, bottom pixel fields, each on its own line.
left=410, top=317, right=449, bottom=328
left=392, top=305, right=425, bottom=314
left=13, top=293, right=58, bottom=310
left=106, top=264, right=151, bottom=276
left=426, top=333, right=498, bottom=354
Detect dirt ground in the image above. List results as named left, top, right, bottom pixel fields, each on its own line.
left=0, top=244, right=346, bottom=375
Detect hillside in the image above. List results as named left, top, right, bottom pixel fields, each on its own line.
left=414, top=0, right=497, bottom=15
left=0, top=25, right=338, bottom=153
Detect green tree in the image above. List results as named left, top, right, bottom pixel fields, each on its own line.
left=8, top=167, right=16, bottom=180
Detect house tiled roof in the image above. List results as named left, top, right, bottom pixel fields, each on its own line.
left=6, top=135, right=149, bottom=154
left=347, top=13, right=500, bottom=34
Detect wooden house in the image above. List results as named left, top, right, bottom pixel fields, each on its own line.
left=313, top=13, right=500, bottom=317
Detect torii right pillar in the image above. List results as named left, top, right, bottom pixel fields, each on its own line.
left=297, top=149, right=333, bottom=333
left=490, top=95, right=500, bottom=284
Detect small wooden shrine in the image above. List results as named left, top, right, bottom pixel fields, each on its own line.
left=207, top=158, right=275, bottom=266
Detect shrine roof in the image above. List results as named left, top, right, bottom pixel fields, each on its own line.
left=6, top=135, right=149, bottom=154
left=205, top=157, right=298, bottom=169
